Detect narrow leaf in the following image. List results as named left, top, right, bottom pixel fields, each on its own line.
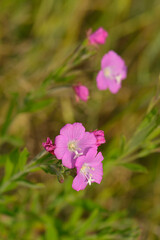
left=121, top=163, right=148, bottom=173
left=18, top=148, right=29, bottom=171
left=3, top=157, right=14, bottom=182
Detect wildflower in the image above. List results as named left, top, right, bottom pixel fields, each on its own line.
left=73, top=84, right=89, bottom=102
left=54, top=123, right=97, bottom=169
left=87, top=27, right=108, bottom=46
left=96, top=50, right=127, bottom=93
left=92, top=130, right=106, bottom=147
left=42, top=137, right=55, bottom=155
left=72, top=149, right=103, bottom=191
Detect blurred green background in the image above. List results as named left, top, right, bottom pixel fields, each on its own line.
left=1, top=0, right=160, bottom=239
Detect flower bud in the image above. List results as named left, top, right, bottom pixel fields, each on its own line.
left=87, top=27, right=108, bottom=46
left=73, top=84, right=89, bottom=102
left=42, top=137, right=55, bottom=155
left=92, top=130, right=106, bottom=147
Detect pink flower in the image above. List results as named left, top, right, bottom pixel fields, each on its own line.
left=72, top=149, right=103, bottom=191
left=92, top=130, right=106, bottom=147
left=54, top=123, right=97, bottom=169
left=42, top=137, right=55, bottom=155
left=87, top=27, right=108, bottom=46
left=73, top=84, right=89, bottom=102
left=96, top=50, right=127, bottom=94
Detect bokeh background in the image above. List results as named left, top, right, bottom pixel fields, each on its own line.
left=0, top=0, right=160, bottom=239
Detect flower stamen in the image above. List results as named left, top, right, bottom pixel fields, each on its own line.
left=80, top=164, right=95, bottom=185
left=68, top=140, right=83, bottom=159
left=115, top=74, right=122, bottom=84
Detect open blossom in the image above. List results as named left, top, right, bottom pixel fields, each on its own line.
left=87, top=27, right=108, bottom=46
left=72, top=149, right=103, bottom=191
left=96, top=50, right=127, bottom=94
left=73, top=84, right=89, bottom=102
left=92, top=130, right=106, bottom=147
left=42, top=137, right=55, bottom=155
left=54, top=123, right=97, bottom=169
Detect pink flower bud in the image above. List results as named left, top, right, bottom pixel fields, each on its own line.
left=73, top=84, right=89, bottom=102
left=92, top=130, right=106, bottom=147
left=42, top=137, right=55, bottom=155
left=87, top=27, right=108, bottom=46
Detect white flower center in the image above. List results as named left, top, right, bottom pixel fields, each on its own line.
left=68, top=140, right=83, bottom=159
left=103, top=67, right=112, bottom=78
left=80, top=164, right=95, bottom=185
left=104, top=67, right=122, bottom=83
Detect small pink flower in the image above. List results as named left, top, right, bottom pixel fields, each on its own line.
left=42, top=137, right=55, bottom=155
left=96, top=50, right=127, bottom=94
left=87, top=27, right=108, bottom=46
left=72, top=149, right=103, bottom=191
left=54, top=123, right=97, bottom=169
left=92, top=130, right=106, bottom=147
left=73, top=84, right=89, bottom=102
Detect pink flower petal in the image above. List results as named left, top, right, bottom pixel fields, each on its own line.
left=75, top=155, right=87, bottom=170
left=96, top=70, right=109, bottom=90
left=101, top=51, right=125, bottom=71
left=108, top=80, right=121, bottom=94
left=78, top=132, right=97, bottom=154
left=54, top=135, right=67, bottom=159
left=72, top=122, right=85, bottom=140
left=72, top=173, right=87, bottom=191
left=85, top=151, right=104, bottom=166
left=84, top=148, right=97, bottom=161
left=90, top=162, right=103, bottom=184
left=62, top=150, right=75, bottom=168
left=60, top=124, right=73, bottom=140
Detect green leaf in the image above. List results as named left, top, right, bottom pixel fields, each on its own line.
left=0, top=154, right=8, bottom=166
left=0, top=93, right=18, bottom=136
left=54, top=74, right=75, bottom=83
left=3, top=157, right=14, bottom=182
left=42, top=215, right=59, bottom=240
left=9, top=148, right=19, bottom=174
left=21, top=99, right=53, bottom=113
left=0, top=135, right=24, bottom=147
left=121, top=163, right=148, bottom=173
left=18, top=148, right=29, bottom=171
left=127, top=109, right=160, bottom=153
left=119, top=135, right=126, bottom=154
left=76, top=209, right=99, bottom=237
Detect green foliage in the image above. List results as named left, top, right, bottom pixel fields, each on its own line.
left=21, top=98, right=53, bottom=113
left=126, top=109, right=160, bottom=154
left=0, top=94, right=18, bottom=136
left=0, top=148, right=35, bottom=194
left=121, top=163, right=148, bottom=173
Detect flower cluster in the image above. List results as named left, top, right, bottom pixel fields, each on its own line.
left=42, top=27, right=127, bottom=191
left=42, top=123, right=105, bottom=191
